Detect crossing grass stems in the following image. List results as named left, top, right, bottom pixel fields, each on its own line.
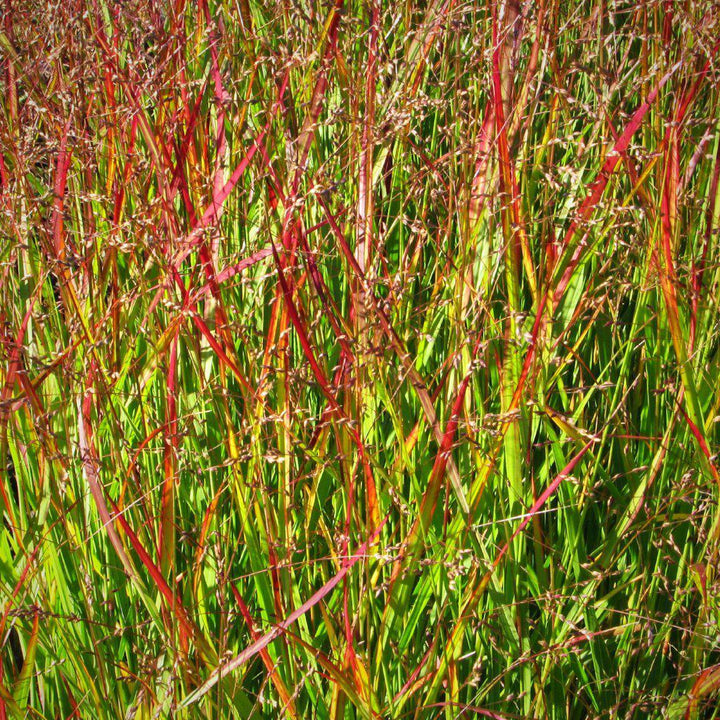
left=1, top=0, right=720, bottom=717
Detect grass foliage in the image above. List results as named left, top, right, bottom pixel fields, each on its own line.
left=2, top=0, right=720, bottom=717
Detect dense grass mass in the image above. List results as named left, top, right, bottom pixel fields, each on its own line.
left=2, top=0, right=720, bottom=717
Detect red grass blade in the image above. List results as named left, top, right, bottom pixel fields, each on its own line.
left=554, top=62, right=681, bottom=300
left=181, top=514, right=389, bottom=706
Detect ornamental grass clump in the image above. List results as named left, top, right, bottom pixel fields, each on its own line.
left=1, top=0, right=720, bottom=717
